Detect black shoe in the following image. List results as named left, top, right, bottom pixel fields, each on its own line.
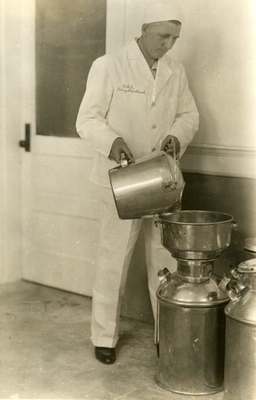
left=94, top=347, right=116, bottom=364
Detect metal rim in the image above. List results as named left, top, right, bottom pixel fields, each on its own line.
left=157, top=297, right=229, bottom=307
left=225, top=312, right=256, bottom=326
left=155, top=376, right=222, bottom=395
left=159, top=210, right=233, bottom=225
left=156, top=289, right=229, bottom=307
left=244, top=237, right=256, bottom=253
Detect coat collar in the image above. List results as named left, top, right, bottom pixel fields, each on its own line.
left=126, top=40, right=174, bottom=98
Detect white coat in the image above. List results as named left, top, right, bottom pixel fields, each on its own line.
left=76, top=40, right=199, bottom=348
left=76, top=39, right=199, bottom=188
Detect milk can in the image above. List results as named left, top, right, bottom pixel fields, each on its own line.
left=156, top=260, right=229, bottom=395
left=224, top=259, right=256, bottom=400
left=155, top=210, right=234, bottom=395
left=108, top=151, right=184, bottom=219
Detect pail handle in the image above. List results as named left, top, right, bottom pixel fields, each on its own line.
left=154, top=299, right=160, bottom=345
left=120, top=152, right=129, bottom=168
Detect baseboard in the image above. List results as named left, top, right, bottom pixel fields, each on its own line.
left=181, top=144, right=256, bottom=179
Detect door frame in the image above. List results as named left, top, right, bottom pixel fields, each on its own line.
left=0, top=0, right=26, bottom=283
left=19, top=0, right=106, bottom=294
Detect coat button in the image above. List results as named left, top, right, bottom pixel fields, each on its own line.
left=152, top=124, right=157, bottom=129
left=152, top=147, right=156, bottom=152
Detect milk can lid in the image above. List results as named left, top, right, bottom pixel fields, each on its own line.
left=238, top=259, right=256, bottom=274
left=244, top=237, right=256, bottom=253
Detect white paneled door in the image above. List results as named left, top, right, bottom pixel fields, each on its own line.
left=20, top=1, right=102, bottom=295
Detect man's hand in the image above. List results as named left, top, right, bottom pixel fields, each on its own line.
left=161, top=135, right=181, bottom=159
left=109, top=137, right=135, bottom=164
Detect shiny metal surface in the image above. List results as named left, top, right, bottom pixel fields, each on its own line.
left=155, top=210, right=234, bottom=394
left=225, top=290, right=256, bottom=325
left=159, top=210, right=234, bottom=259
left=226, top=260, right=256, bottom=324
left=224, top=320, right=256, bottom=400
left=156, top=258, right=228, bottom=395
left=108, top=152, right=184, bottom=219
left=156, top=301, right=226, bottom=395
left=224, top=259, right=256, bottom=400
left=158, top=260, right=229, bottom=306
left=238, top=258, right=256, bottom=275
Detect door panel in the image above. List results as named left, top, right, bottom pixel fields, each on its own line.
left=24, top=251, right=97, bottom=295
left=36, top=0, right=106, bottom=137
left=22, top=140, right=101, bottom=296
left=21, top=0, right=104, bottom=295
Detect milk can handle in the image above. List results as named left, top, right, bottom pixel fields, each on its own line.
left=163, top=139, right=180, bottom=190
left=220, top=267, right=249, bottom=301
left=158, top=267, right=172, bottom=284
left=171, top=137, right=179, bottom=183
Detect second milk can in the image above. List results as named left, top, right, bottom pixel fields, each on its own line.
left=224, top=259, right=256, bottom=400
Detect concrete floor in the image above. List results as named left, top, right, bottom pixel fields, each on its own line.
left=0, top=280, right=224, bottom=400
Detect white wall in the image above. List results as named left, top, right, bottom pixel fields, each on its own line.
left=107, top=0, right=256, bottom=178
left=0, top=0, right=23, bottom=282
left=0, top=0, right=255, bottom=284
left=175, top=0, right=256, bottom=149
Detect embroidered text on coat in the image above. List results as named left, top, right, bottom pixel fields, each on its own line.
left=117, top=84, right=145, bottom=95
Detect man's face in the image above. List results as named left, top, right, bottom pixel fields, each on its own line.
left=141, top=21, right=181, bottom=60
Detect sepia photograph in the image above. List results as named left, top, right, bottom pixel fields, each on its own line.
left=0, top=0, right=255, bottom=399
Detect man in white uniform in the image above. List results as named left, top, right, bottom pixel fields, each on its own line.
left=76, top=1, right=199, bottom=364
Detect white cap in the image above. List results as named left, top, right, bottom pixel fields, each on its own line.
left=142, top=0, right=183, bottom=25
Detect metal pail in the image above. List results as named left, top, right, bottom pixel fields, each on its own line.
left=158, top=210, right=234, bottom=259
left=108, top=152, right=184, bottom=219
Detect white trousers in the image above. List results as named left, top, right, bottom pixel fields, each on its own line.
left=91, top=187, right=176, bottom=348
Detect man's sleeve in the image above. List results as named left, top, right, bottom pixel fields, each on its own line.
left=169, top=65, right=199, bottom=157
left=76, top=56, right=120, bottom=157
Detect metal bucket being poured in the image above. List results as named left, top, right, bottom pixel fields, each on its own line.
left=108, top=151, right=185, bottom=219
